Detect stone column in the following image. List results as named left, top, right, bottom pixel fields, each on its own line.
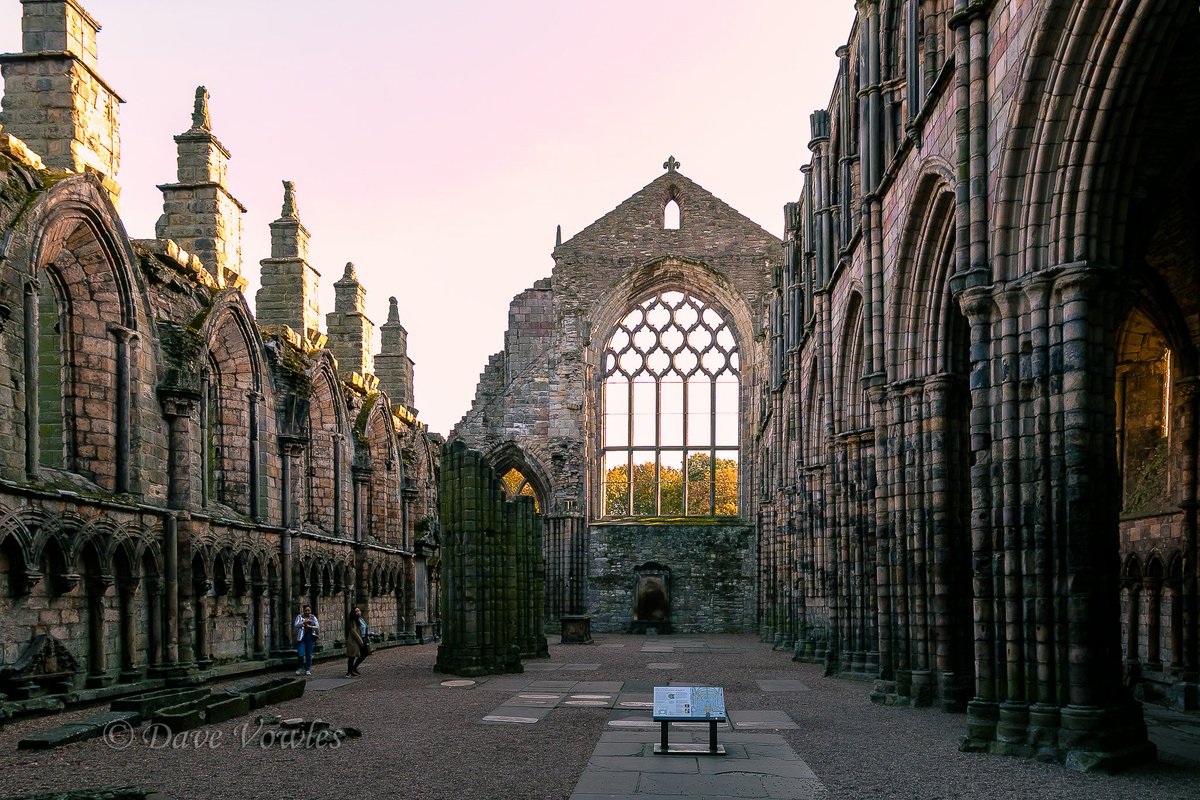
left=1146, top=578, right=1163, bottom=669
left=248, top=391, right=261, bottom=522
left=194, top=577, right=212, bottom=669
left=110, top=325, right=136, bottom=494
left=86, top=574, right=114, bottom=688
left=1176, top=377, right=1200, bottom=679
left=146, top=576, right=163, bottom=668
left=956, top=285, right=997, bottom=742
left=118, top=578, right=141, bottom=682
left=251, top=580, right=267, bottom=659
left=1124, top=583, right=1141, bottom=662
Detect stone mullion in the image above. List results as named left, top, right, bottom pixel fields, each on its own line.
left=110, top=325, right=135, bottom=494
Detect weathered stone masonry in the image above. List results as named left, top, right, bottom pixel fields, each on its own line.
left=0, top=0, right=440, bottom=714
left=454, top=164, right=783, bottom=633
left=756, top=0, right=1199, bottom=772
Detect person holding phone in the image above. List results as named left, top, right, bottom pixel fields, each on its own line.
left=293, top=604, right=319, bottom=676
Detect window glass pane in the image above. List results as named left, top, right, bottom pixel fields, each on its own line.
left=687, top=378, right=711, bottom=447
left=686, top=451, right=712, bottom=515
left=714, top=450, right=739, bottom=515
left=659, top=452, right=683, bottom=516
left=632, top=377, right=656, bottom=446
left=604, top=377, right=628, bottom=415
left=660, top=379, right=683, bottom=447
left=631, top=453, right=656, bottom=515
left=604, top=451, right=630, bottom=517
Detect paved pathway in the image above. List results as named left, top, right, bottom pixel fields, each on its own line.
left=0, top=634, right=1198, bottom=800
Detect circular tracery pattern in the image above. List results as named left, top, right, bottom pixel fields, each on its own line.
left=601, top=291, right=740, bottom=518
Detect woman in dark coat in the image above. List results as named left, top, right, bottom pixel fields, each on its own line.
left=346, top=606, right=366, bottom=677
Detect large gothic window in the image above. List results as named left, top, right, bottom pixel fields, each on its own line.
left=601, top=290, right=740, bottom=517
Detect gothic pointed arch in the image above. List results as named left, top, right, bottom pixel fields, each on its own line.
left=306, top=352, right=352, bottom=536
left=11, top=174, right=155, bottom=492
left=994, top=0, right=1196, bottom=279
left=488, top=441, right=551, bottom=513
left=198, top=291, right=277, bottom=521
left=361, top=394, right=404, bottom=546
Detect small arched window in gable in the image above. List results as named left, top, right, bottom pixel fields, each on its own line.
left=664, top=197, right=681, bottom=230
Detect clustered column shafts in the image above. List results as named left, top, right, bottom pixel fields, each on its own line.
left=436, top=442, right=547, bottom=677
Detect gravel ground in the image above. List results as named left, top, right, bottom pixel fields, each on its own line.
left=0, top=635, right=1197, bottom=800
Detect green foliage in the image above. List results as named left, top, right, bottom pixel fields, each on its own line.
left=605, top=453, right=737, bottom=517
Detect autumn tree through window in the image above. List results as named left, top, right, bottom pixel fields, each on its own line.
left=601, top=290, right=739, bottom=517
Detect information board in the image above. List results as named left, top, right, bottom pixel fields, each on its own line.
left=652, top=686, right=726, bottom=721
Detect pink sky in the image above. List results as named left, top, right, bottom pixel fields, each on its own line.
left=1, top=1, right=857, bottom=436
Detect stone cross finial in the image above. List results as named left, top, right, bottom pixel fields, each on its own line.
left=388, top=296, right=400, bottom=324
left=281, top=181, right=298, bottom=219
left=663, top=155, right=680, bottom=173
left=191, top=86, right=211, bottom=131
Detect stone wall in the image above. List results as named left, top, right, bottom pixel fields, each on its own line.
left=587, top=521, right=755, bottom=634
left=453, top=165, right=782, bottom=624
left=753, top=0, right=1198, bottom=771
left=0, top=0, right=440, bottom=707
left=436, top=442, right=547, bottom=676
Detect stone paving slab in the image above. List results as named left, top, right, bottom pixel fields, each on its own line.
left=646, top=663, right=682, bottom=670
left=506, top=692, right=566, bottom=708
left=527, top=680, right=579, bottom=691
left=482, top=704, right=554, bottom=725
left=524, top=662, right=566, bottom=671
left=477, top=676, right=532, bottom=691
left=570, top=730, right=824, bottom=799
left=727, top=710, right=798, bottom=731
left=754, top=680, right=809, bottom=692
left=599, top=643, right=627, bottom=648
left=575, top=681, right=625, bottom=692
left=563, top=663, right=602, bottom=671
left=563, top=693, right=617, bottom=708
left=307, top=678, right=357, bottom=691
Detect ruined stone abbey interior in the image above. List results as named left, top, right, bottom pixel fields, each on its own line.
left=0, top=0, right=1197, bottom=781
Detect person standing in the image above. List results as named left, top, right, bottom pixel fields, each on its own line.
left=294, top=604, right=319, bottom=676
left=346, top=606, right=367, bottom=677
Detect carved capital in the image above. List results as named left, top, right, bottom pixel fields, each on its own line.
left=157, top=387, right=200, bottom=419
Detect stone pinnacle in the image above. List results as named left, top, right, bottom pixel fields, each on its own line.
left=388, top=296, right=400, bottom=324
left=191, top=86, right=211, bottom=131
left=281, top=181, right=298, bottom=219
